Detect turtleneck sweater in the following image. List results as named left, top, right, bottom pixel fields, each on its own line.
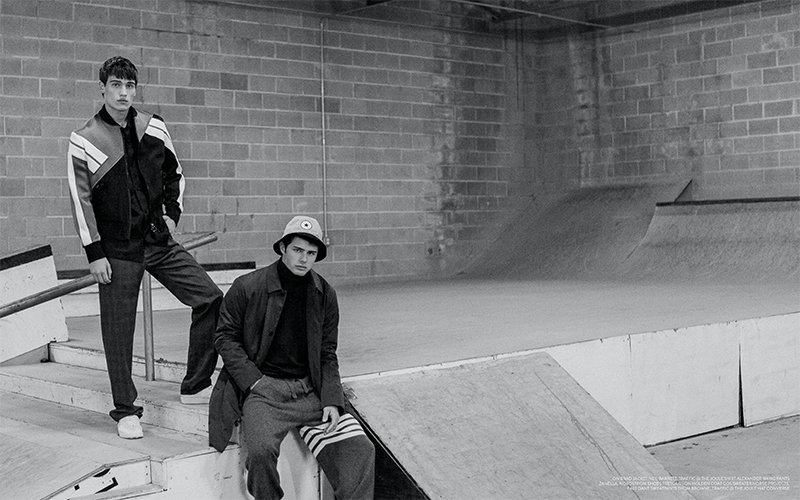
left=260, top=259, right=310, bottom=379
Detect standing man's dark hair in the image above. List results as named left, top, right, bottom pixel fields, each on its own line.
left=210, top=215, right=375, bottom=500
left=99, top=56, right=138, bottom=85
left=67, top=56, right=223, bottom=440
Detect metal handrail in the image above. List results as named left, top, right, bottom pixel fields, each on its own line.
left=0, top=232, right=217, bottom=319
left=0, top=232, right=217, bottom=382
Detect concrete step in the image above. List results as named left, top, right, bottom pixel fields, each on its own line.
left=0, top=390, right=244, bottom=500
left=48, top=341, right=215, bottom=386
left=1, top=376, right=326, bottom=500
left=0, top=336, right=331, bottom=500
left=0, top=361, right=208, bottom=437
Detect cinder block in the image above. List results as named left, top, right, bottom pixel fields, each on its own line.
left=779, top=116, right=800, bottom=132
left=732, top=36, right=762, bottom=55
left=176, top=88, right=205, bottom=105
left=748, top=118, right=779, bottom=135
left=734, top=102, right=763, bottom=119
left=763, top=134, right=795, bottom=151
left=747, top=51, right=778, bottom=69
left=0, top=178, right=25, bottom=197
left=748, top=151, right=780, bottom=169
left=745, top=17, right=778, bottom=37
left=763, top=66, right=794, bottom=84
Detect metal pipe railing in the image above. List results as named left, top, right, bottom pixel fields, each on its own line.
left=141, top=272, right=156, bottom=381
left=0, top=232, right=218, bottom=381
left=0, top=232, right=217, bottom=319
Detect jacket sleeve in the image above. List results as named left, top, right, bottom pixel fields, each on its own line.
left=66, top=132, right=105, bottom=263
left=152, top=116, right=184, bottom=224
left=320, top=287, right=345, bottom=410
left=214, top=278, right=264, bottom=393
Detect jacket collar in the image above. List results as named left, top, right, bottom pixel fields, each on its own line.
left=99, top=105, right=137, bottom=127
left=265, top=259, right=323, bottom=294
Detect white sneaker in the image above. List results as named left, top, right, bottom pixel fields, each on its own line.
left=117, top=415, right=143, bottom=439
left=180, top=386, right=212, bottom=405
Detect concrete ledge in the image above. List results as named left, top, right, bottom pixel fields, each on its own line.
left=546, top=314, right=798, bottom=445
left=1, top=245, right=68, bottom=362
left=740, top=314, right=800, bottom=425
left=159, top=431, right=329, bottom=500
left=547, top=320, right=740, bottom=445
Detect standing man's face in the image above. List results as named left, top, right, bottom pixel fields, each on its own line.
left=280, top=236, right=318, bottom=276
left=100, top=76, right=136, bottom=115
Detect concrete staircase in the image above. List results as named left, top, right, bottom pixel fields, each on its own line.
left=0, top=258, right=327, bottom=500
left=0, top=342, right=247, bottom=499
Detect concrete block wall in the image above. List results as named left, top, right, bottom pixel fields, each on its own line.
left=2, top=0, right=797, bottom=284
left=0, top=0, right=520, bottom=283
left=525, top=0, right=800, bottom=200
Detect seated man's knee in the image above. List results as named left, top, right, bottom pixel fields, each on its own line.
left=245, top=441, right=279, bottom=468
left=363, top=437, right=376, bottom=463
left=351, top=435, right=376, bottom=467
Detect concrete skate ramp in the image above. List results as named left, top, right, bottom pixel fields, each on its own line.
left=348, top=353, right=695, bottom=500
left=464, top=183, right=798, bottom=282
left=620, top=197, right=800, bottom=282
left=463, top=183, right=687, bottom=280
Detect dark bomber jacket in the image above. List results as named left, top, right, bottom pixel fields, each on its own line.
left=208, top=261, right=345, bottom=452
left=67, top=107, right=184, bottom=263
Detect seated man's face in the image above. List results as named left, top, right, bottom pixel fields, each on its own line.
left=280, top=236, right=319, bottom=276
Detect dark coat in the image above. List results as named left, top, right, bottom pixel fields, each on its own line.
left=208, top=261, right=344, bottom=452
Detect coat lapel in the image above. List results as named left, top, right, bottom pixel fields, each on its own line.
left=253, top=263, right=285, bottom=366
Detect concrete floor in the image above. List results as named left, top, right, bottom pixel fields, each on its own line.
left=66, top=277, right=799, bottom=377
left=650, top=416, right=799, bottom=500
left=63, top=275, right=800, bottom=499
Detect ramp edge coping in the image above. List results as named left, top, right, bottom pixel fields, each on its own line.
left=657, top=196, right=800, bottom=207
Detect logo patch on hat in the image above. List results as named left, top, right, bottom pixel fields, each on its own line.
left=300, top=220, right=313, bottom=230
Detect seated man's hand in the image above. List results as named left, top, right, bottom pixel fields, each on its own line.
left=89, top=257, right=112, bottom=285
left=322, top=406, right=340, bottom=434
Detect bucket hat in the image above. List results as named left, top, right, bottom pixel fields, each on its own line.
left=273, top=215, right=327, bottom=261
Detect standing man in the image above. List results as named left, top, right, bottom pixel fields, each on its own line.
left=209, top=216, right=375, bottom=500
left=67, top=56, right=222, bottom=439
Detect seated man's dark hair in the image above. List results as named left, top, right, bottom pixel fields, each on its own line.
left=99, top=56, right=138, bottom=85
left=281, top=234, right=320, bottom=251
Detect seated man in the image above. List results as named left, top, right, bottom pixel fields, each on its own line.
left=209, top=216, right=375, bottom=500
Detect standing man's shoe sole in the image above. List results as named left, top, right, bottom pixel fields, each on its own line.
left=117, top=415, right=144, bottom=439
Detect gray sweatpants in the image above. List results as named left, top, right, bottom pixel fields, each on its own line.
left=242, top=376, right=375, bottom=500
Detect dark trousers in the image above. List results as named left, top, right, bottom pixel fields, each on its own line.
left=98, top=239, right=222, bottom=421
left=242, top=376, right=375, bottom=500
